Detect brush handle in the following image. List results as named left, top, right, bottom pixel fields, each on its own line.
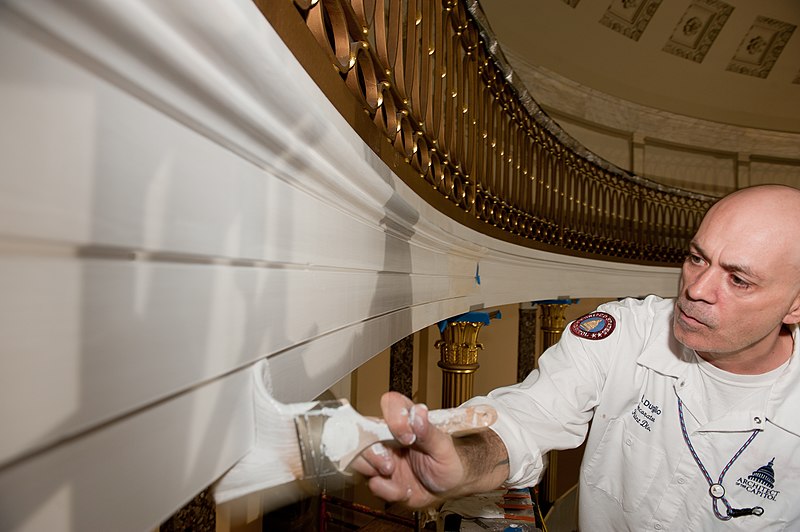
left=427, top=404, right=498, bottom=436
left=366, top=404, right=497, bottom=441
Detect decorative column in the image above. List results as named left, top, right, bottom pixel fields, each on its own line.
left=517, top=303, right=537, bottom=383
left=389, top=334, right=414, bottom=398
left=535, top=300, right=574, bottom=510
left=435, top=310, right=500, bottom=408
left=539, top=302, right=571, bottom=349
left=160, top=488, right=215, bottom=531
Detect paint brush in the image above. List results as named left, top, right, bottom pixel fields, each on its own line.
left=213, top=361, right=496, bottom=504
left=295, top=399, right=497, bottom=479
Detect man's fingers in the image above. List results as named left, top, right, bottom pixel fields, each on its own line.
left=349, top=454, right=380, bottom=477
left=380, top=391, right=417, bottom=445
left=367, top=476, right=413, bottom=504
left=351, top=443, right=394, bottom=476
left=373, top=392, right=464, bottom=502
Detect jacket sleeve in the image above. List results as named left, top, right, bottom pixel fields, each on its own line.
left=463, top=301, right=630, bottom=488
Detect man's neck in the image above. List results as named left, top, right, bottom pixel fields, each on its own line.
left=698, top=326, right=794, bottom=375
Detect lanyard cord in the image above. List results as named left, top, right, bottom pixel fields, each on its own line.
left=676, top=395, right=764, bottom=520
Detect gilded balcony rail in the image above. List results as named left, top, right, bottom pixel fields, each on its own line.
left=255, top=0, right=716, bottom=265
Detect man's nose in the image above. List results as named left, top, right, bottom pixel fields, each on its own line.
left=685, top=267, right=717, bottom=303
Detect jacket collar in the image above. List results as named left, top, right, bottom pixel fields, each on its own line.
left=637, top=310, right=800, bottom=436
left=635, top=304, right=693, bottom=379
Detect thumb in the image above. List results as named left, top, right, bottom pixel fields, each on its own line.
left=407, top=403, right=454, bottom=456
left=380, top=391, right=418, bottom=445
left=379, top=392, right=456, bottom=459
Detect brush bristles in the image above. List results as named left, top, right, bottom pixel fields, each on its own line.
left=213, top=361, right=315, bottom=504
left=252, top=362, right=316, bottom=481
left=253, top=394, right=305, bottom=480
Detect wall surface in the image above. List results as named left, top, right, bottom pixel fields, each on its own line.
left=0, top=1, right=682, bottom=530
left=504, top=56, right=800, bottom=196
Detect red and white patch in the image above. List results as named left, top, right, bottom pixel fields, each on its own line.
left=570, top=312, right=616, bottom=340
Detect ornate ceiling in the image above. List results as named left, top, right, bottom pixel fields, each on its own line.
left=479, top=0, right=800, bottom=133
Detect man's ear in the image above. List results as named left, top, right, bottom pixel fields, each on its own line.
left=783, top=291, right=800, bottom=325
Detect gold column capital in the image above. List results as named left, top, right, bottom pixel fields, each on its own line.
left=435, top=320, right=485, bottom=368
left=538, top=303, right=570, bottom=335
left=436, top=311, right=499, bottom=407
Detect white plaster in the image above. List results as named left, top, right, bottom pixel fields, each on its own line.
left=503, top=52, right=800, bottom=159
left=320, top=406, right=361, bottom=462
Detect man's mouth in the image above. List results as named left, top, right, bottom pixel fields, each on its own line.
left=677, top=302, right=708, bottom=328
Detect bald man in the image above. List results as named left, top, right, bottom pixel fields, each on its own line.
left=356, top=184, right=800, bottom=529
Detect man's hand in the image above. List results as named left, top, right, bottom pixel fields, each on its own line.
left=351, top=392, right=510, bottom=508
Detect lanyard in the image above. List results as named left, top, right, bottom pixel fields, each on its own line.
left=676, top=394, right=764, bottom=520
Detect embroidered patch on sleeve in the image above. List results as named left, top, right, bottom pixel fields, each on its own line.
left=570, top=312, right=616, bottom=340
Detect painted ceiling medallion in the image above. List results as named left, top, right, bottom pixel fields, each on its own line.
left=727, top=16, right=796, bottom=79
left=599, top=0, right=662, bottom=42
left=663, top=0, right=734, bottom=63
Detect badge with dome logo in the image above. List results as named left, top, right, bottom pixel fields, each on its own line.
left=736, top=458, right=781, bottom=502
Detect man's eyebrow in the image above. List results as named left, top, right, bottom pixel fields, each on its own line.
left=689, top=241, right=762, bottom=281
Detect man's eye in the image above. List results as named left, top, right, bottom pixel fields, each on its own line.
left=687, top=254, right=703, bottom=265
left=731, top=276, right=750, bottom=288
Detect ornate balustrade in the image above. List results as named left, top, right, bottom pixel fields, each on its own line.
left=255, top=0, right=715, bottom=265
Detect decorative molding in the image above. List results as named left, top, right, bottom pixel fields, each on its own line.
left=727, top=16, right=796, bottom=78
left=599, top=0, right=662, bottom=42
left=662, top=0, right=733, bottom=63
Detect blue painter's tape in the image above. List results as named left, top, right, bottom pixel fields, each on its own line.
left=437, top=310, right=501, bottom=332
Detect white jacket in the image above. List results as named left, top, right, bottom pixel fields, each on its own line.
left=468, top=295, right=800, bottom=531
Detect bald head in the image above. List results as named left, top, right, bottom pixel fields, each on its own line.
left=709, top=184, right=800, bottom=220
left=700, top=185, right=800, bottom=274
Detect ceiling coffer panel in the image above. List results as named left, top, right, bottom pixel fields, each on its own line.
left=726, top=16, right=797, bottom=79
left=662, top=0, right=734, bottom=64
left=599, top=0, right=663, bottom=42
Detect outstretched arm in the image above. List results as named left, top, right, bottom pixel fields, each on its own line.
left=352, top=391, right=510, bottom=508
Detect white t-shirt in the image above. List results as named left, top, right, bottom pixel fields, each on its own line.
left=695, top=351, right=788, bottom=422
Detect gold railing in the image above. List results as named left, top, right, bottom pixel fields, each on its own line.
left=255, top=0, right=716, bottom=265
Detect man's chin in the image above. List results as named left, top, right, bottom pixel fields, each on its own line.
left=672, top=324, right=705, bottom=352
